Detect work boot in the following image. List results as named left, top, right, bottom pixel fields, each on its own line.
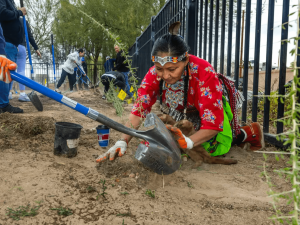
left=240, top=122, right=265, bottom=151
left=0, top=104, right=23, bottom=114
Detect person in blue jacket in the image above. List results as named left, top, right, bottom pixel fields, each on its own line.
left=0, top=0, right=26, bottom=113
left=104, top=56, right=115, bottom=72
left=0, top=24, right=18, bottom=95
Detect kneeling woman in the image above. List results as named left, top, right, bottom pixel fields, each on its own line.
left=96, top=23, right=264, bottom=163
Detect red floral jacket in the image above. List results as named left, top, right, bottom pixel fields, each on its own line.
left=131, top=54, right=224, bottom=131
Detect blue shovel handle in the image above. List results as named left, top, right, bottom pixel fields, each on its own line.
left=10, top=71, right=143, bottom=139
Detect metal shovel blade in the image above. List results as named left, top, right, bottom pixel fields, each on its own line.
left=135, top=114, right=182, bottom=175
left=28, top=91, right=43, bottom=111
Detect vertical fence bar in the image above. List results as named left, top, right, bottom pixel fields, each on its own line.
left=226, top=0, right=234, bottom=77
left=213, top=0, right=219, bottom=70
left=199, top=0, right=203, bottom=58
left=234, top=0, right=242, bottom=89
left=208, top=0, right=213, bottom=63
left=251, top=0, right=262, bottom=122
left=241, top=0, right=251, bottom=123
left=203, top=0, right=208, bottom=60
left=220, top=0, right=226, bottom=73
left=277, top=0, right=290, bottom=134
left=186, top=0, right=196, bottom=55
left=195, top=0, right=199, bottom=56
left=263, top=0, right=275, bottom=133
left=46, top=63, right=49, bottom=88
left=183, top=0, right=186, bottom=38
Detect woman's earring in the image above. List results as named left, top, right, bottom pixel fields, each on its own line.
left=157, top=76, right=161, bottom=81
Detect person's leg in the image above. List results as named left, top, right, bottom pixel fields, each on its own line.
left=232, top=123, right=264, bottom=151
left=121, top=71, right=133, bottom=97
left=67, top=72, right=76, bottom=91
left=82, top=76, right=88, bottom=89
left=56, top=69, right=68, bottom=90
left=16, top=45, right=30, bottom=102
left=0, top=42, right=23, bottom=113
left=73, top=71, right=78, bottom=91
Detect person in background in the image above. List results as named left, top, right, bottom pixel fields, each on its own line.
left=0, top=0, right=26, bottom=113
left=104, top=56, right=115, bottom=72
left=100, top=71, right=125, bottom=100
left=113, top=45, right=133, bottom=98
left=78, top=57, right=88, bottom=90
left=55, top=48, right=85, bottom=93
left=10, top=17, right=41, bottom=102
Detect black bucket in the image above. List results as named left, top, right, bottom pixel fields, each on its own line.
left=54, top=122, right=83, bottom=158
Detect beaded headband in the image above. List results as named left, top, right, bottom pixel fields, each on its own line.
left=152, top=52, right=188, bottom=66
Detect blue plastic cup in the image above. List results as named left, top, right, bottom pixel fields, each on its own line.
left=96, top=125, right=110, bottom=147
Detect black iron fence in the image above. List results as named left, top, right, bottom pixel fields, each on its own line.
left=128, top=0, right=297, bottom=147
left=20, top=63, right=104, bottom=89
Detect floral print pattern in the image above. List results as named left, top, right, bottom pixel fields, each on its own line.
left=202, top=109, right=216, bottom=124
left=213, top=99, right=223, bottom=110
left=200, top=87, right=212, bottom=99
left=216, top=84, right=223, bottom=92
left=190, top=62, right=199, bottom=74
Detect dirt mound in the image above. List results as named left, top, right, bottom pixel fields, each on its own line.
left=0, top=113, right=55, bottom=138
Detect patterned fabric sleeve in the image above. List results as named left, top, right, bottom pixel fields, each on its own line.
left=196, top=66, right=224, bottom=131
left=131, top=67, right=159, bottom=118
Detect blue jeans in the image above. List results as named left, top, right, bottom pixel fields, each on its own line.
left=0, top=42, right=18, bottom=108
left=122, top=71, right=133, bottom=97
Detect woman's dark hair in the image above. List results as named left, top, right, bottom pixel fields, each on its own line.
left=156, top=34, right=190, bottom=111
left=151, top=34, right=189, bottom=60
left=78, top=48, right=84, bottom=53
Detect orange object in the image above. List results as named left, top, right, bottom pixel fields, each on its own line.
left=166, top=125, right=188, bottom=149
left=0, top=57, right=17, bottom=83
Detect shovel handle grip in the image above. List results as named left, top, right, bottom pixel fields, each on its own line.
left=20, top=0, right=24, bottom=7
left=10, top=71, right=145, bottom=139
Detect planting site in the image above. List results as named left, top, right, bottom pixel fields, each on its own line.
left=0, top=88, right=292, bottom=225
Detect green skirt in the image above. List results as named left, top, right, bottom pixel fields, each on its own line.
left=201, top=96, right=233, bottom=156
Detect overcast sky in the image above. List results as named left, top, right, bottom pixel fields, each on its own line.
left=238, top=0, right=297, bottom=67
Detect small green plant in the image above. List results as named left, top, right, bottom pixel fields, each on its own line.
left=145, top=189, right=155, bottom=198
left=122, top=219, right=125, bottom=225
left=51, top=207, right=73, bottom=217
left=98, top=179, right=108, bottom=199
left=86, top=186, right=97, bottom=193
left=120, top=191, right=129, bottom=195
left=6, top=204, right=41, bottom=221
left=187, top=181, right=194, bottom=188
left=106, top=79, right=124, bottom=116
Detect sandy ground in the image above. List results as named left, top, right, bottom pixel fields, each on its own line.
left=0, top=88, right=292, bottom=225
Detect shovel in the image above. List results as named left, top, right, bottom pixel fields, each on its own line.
left=10, top=71, right=181, bottom=175
left=20, top=0, right=43, bottom=112
left=75, top=62, right=91, bottom=88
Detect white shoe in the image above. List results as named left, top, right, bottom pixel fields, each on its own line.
left=18, top=94, right=31, bottom=102
left=8, top=92, right=13, bottom=100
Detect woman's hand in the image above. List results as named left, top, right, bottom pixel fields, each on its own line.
left=166, top=125, right=194, bottom=149
left=96, top=140, right=127, bottom=163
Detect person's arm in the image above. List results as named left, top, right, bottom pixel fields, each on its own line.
left=0, top=1, right=23, bottom=22
left=120, top=113, right=142, bottom=143
left=189, top=129, right=220, bottom=147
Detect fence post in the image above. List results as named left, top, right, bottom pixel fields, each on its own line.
left=46, top=63, right=49, bottom=88
left=186, top=0, right=196, bottom=55
left=135, top=36, right=139, bottom=81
